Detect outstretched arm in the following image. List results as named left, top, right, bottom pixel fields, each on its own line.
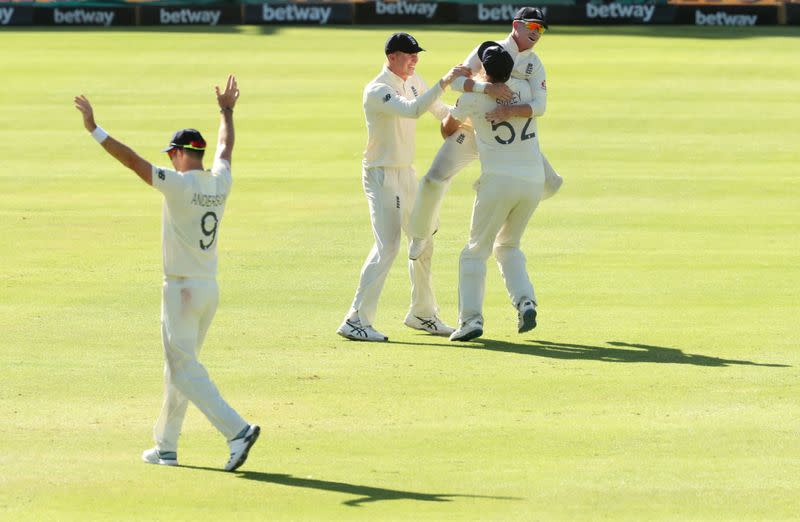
left=367, top=66, right=469, bottom=119
left=74, top=95, right=153, bottom=185
left=214, top=74, right=239, bottom=164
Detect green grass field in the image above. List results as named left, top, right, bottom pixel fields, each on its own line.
left=1, top=25, right=799, bottom=520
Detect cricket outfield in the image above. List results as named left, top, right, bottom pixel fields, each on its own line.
left=1, top=25, right=799, bottom=520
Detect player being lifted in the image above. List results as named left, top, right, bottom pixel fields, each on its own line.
left=74, top=75, right=260, bottom=472
left=444, top=44, right=544, bottom=342
left=408, top=7, right=563, bottom=263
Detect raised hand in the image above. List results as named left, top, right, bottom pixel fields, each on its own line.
left=74, top=95, right=97, bottom=131
left=215, top=75, right=240, bottom=111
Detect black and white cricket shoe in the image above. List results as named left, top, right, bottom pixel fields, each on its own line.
left=336, top=318, right=388, bottom=342
left=517, top=298, right=537, bottom=333
left=450, top=316, right=484, bottom=342
left=404, top=313, right=455, bottom=336
left=225, top=424, right=260, bottom=472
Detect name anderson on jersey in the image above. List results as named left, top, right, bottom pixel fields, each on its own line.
left=191, top=192, right=227, bottom=207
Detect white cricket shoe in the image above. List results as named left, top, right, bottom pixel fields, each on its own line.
left=404, top=313, right=455, bottom=336
left=408, top=237, right=428, bottom=261
left=517, top=298, right=537, bottom=333
left=225, top=424, right=260, bottom=472
left=141, top=448, right=178, bottom=467
left=450, top=316, right=484, bottom=342
left=336, top=318, right=389, bottom=342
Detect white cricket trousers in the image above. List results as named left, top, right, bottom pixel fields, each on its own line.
left=458, top=174, right=544, bottom=324
left=410, top=127, right=561, bottom=239
left=154, top=277, right=247, bottom=452
left=346, top=166, right=439, bottom=326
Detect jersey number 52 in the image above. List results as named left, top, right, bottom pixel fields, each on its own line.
left=492, top=118, right=535, bottom=145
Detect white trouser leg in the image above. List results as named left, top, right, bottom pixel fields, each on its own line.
left=400, top=168, right=438, bottom=318
left=154, top=278, right=247, bottom=450
left=458, top=175, right=519, bottom=323
left=494, top=179, right=543, bottom=307
left=409, top=128, right=478, bottom=239
left=347, top=167, right=403, bottom=326
left=541, top=154, right=563, bottom=200
left=154, top=287, right=216, bottom=451
left=154, top=360, right=188, bottom=452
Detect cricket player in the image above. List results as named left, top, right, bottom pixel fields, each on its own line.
left=336, top=33, right=469, bottom=342
left=74, top=75, right=260, bottom=472
left=444, top=44, right=543, bottom=342
left=407, top=7, right=563, bottom=261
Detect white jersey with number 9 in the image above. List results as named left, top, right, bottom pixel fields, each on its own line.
left=152, top=158, right=232, bottom=279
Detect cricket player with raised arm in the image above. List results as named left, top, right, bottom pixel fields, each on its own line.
left=74, top=75, right=260, bottom=472
left=336, top=32, right=469, bottom=342
left=407, top=7, right=563, bottom=261
left=444, top=44, right=544, bottom=342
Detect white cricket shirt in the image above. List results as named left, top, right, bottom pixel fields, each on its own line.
left=451, top=34, right=547, bottom=117
left=362, top=65, right=449, bottom=169
left=152, top=157, right=232, bottom=279
left=450, top=78, right=544, bottom=182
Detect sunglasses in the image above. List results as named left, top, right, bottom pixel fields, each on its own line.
left=520, top=20, right=546, bottom=33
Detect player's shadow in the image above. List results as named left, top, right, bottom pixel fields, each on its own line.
left=466, top=339, right=789, bottom=368
left=179, top=466, right=520, bottom=507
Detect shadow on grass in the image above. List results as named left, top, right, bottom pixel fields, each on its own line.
left=390, top=338, right=788, bottom=367
left=469, top=339, right=790, bottom=367
left=180, top=466, right=521, bottom=507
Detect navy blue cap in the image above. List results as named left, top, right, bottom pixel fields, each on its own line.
left=513, top=7, right=548, bottom=28
left=161, top=128, right=206, bottom=153
left=385, top=32, right=425, bottom=55
left=477, top=42, right=514, bottom=83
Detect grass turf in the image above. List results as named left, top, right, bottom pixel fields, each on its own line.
left=1, top=25, right=799, bottom=520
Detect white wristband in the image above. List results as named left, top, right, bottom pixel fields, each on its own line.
left=91, top=126, right=109, bottom=144
left=472, top=81, right=489, bottom=94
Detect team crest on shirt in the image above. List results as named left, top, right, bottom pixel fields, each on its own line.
left=383, top=93, right=391, bottom=103
left=157, top=168, right=165, bottom=180
left=526, top=63, right=534, bottom=76
left=456, top=133, right=465, bottom=144
left=411, top=86, right=419, bottom=97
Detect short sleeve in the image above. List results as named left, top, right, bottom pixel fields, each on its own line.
left=450, top=94, right=476, bottom=122
left=151, top=165, right=186, bottom=198
left=212, top=157, right=232, bottom=189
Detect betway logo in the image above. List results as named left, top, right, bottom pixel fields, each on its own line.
left=262, top=4, right=331, bottom=24
left=478, top=5, right=547, bottom=22
left=695, top=10, right=757, bottom=26
left=160, top=9, right=221, bottom=25
left=54, top=8, right=115, bottom=26
left=0, top=7, right=13, bottom=25
left=586, top=3, right=655, bottom=22
left=376, top=1, right=437, bottom=18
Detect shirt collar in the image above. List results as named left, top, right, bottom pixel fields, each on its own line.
left=382, top=64, right=409, bottom=89
left=502, top=33, right=532, bottom=59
